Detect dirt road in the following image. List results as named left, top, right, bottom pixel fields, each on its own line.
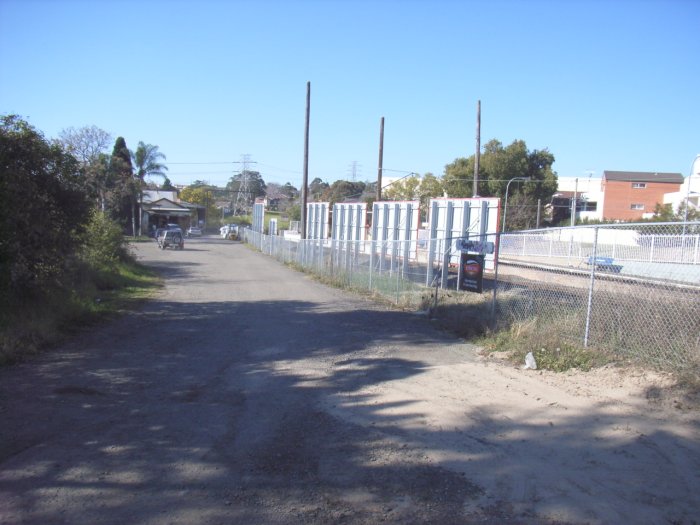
left=1, top=236, right=698, bottom=524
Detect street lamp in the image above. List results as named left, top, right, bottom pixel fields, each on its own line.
left=682, top=154, right=700, bottom=235
left=502, top=177, right=530, bottom=232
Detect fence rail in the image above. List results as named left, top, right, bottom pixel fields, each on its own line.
left=243, top=222, right=700, bottom=373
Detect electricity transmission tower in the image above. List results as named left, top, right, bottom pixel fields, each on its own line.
left=348, top=161, right=361, bottom=182
left=233, top=154, right=256, bottom=215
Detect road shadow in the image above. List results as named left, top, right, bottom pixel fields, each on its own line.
left=1, top=296, right=698, bottom=523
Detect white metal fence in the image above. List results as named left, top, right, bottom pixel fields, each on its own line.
left=243, top=222, right=700, bottom=372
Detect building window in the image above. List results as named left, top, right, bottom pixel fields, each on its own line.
left=631, top=203, right=644, bottom=210
left=632, top=183, right=647, bottom=189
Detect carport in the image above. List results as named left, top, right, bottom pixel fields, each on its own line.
left=141, top=198, right=193, bottom=236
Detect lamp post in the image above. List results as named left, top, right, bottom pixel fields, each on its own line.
left=682, top=154, right=700, bottom=235
left=502, top=177, right=530, bottom=232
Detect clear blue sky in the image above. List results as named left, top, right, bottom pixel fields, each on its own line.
left=1, top=0, right=698, bottom=189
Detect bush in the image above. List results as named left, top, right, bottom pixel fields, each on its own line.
left=79, top=211, right=132, bottom=269
left=0, top=115, right=90, bottom=306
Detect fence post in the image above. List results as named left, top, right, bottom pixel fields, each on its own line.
left=369, top=240, right=374, bottom=290
left=396, top=250, right=401, bottom=304
left=426, top=201, right=439, bottom=286
left=583, top=226, right=600, bottom=348
left=490, top=232, right=501, bottom=330
left=441, top=238, right=450, bottom=289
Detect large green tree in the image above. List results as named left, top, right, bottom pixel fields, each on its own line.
left=131, top=142, right=168, bottom=235
left=0, top=115, right=91, bottom=305
left=309, top=177, right=329, bottom=201
left=443, top=139, right=558, bottom=230
left=109, top=137, right=135, bottom=234
left=321, top=180, right=366, bottom=206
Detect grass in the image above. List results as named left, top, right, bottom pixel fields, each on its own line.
left=475, top=319, right=613, bottom=372
left=0, top=259, right=161, bottom=366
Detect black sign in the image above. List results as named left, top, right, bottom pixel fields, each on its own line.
left=459, top=253, right=484, bottom=293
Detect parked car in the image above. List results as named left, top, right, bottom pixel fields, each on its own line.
left=186, top=226, right=202, bottom=237
left=156, top=229, right=184, bottom=250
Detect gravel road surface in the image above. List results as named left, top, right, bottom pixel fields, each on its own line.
left=1, top=236, right=698, bottom=524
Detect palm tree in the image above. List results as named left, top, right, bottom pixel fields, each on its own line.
left=131, top=142, right=168, bottom=236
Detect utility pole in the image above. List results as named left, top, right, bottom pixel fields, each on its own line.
left=571, top=177, right=578, bottom=227
left=301, top=81, right=310, bottom=240
left=377, top=116, right=384, bottom=201
left=473, top=100, right=481, bottom=198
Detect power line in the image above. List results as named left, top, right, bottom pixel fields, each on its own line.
left=167, top=161, right=236, bottom=165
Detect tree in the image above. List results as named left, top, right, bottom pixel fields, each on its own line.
left=321, top=180, right=366, bottom=205
left=132, top=142, right=167, bottom=183
left=109, top=137, right=135, bottom=234
left=676, top=201, right=700, bottom=222
left=131, top=142, right=168, bottom=235
left=180, top=185, right=217, bottom=228
left=651, top=203, right=676, bottom=222
left=417, top=173, right=444, bottom=221
left=282, top=182, right=299, bottom=199
left=160, top=176, right=176, bottom=191
left=58, top=125, right=112, bottom=164
left=443, top=139, right=558, bottom=230
left=382, top=173, right=444, bottom=221
left=383, top=175, right=421, bottom=201
left=228, top=170, right=266, bottom=214
left=57, top=125, right=113, bottom=211
left=0, top=115, right=91, bottom=304
left=309, top=177, right=329, bottom=201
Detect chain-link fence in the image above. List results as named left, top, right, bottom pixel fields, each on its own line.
left=243, top=222, right=700, bottom=373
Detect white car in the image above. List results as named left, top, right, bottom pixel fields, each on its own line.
left=186, top=226, right=202, bottom=237
left=220, top=224, right=239, bottom=239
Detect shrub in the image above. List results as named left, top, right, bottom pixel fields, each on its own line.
left=79, top=211, right=132, bottom=269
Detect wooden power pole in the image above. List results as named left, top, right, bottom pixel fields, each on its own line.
left=301, top=81, right=310, bottom=239
left=377, top=116, right=384, bottom=201
left=473, top=100, right=481, bottom=198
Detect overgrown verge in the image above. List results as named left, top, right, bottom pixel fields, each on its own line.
left=473, top=319, right=613, bottom=372
left=0, top=212, right=160, bottom=365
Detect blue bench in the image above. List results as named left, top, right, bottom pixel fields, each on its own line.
left=587, top=256, right=623, bottom=273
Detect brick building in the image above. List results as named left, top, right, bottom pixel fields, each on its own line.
left=601, top=171, right=683, bottom=221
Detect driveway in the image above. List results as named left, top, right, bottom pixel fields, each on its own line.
left=1, top=236, right=698, bottom=524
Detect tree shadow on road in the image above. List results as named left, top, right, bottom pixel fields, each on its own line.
left=1, top=298, right=698, bottom=524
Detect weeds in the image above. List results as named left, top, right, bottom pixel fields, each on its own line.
left=476, top=319, right=612, bottom=372
left=0, top=208, right=169, bottom=365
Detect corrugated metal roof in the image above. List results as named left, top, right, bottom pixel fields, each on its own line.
left=603, top=171, right=683, bottom=183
